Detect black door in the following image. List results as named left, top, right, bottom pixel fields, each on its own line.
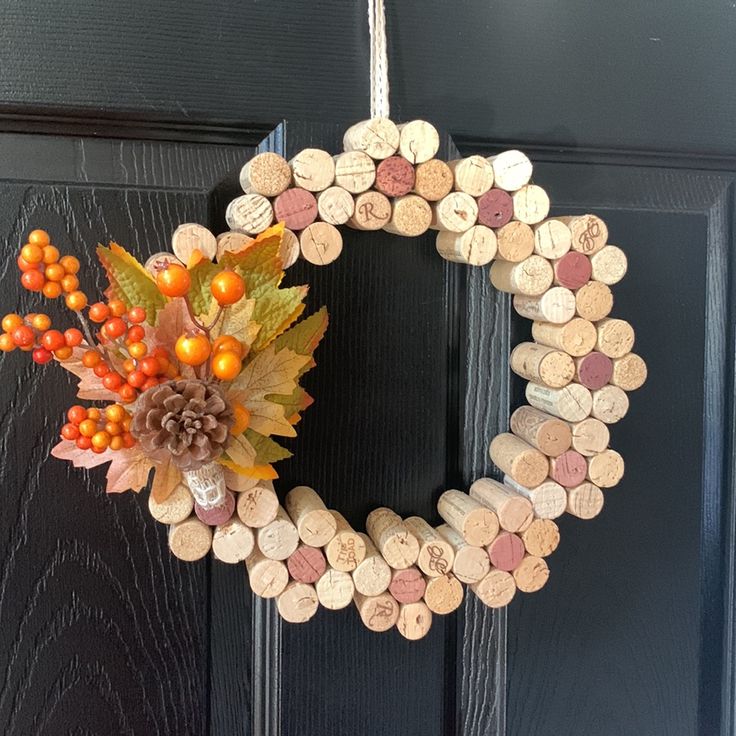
left=0, top=3, right=733, bottom=735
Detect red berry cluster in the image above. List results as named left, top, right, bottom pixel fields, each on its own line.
left=0, top=312, right=83, bottom=364
left=61, top=404, right=136, bottom=453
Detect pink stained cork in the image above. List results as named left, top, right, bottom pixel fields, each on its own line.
left=576, top=351, right=614, bottom=390
left=553, top=251, right=592, bottom=289
left=486, top=531, right=525, bottom=572
left=273, top=188, right=318, bottom=231
left=287, top=545, right=327, bottom=584
left=549, top=450, right=588, bottom=488
left=195, top=490, right=236, bottom=526
left=375, top=156, right=416, bottom=197
left=477, top=189, right=514, bottom=228
left=389, top=567, right=427, bottom=604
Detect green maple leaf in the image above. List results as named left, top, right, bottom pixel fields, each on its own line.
left=245, top=429, right=293, bottom=465
left=187, top=259, right=221, bottom=317
left=272, top=306, right=329, bottom=375
left=219, top=228, right=283, bottom=298
left=251, top=286, right=308, bottom=352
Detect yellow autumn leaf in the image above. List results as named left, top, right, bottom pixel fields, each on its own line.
left=218, top=458, right=278, bottom=480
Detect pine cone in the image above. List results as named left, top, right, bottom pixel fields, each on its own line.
left=132, top=379, right=234, bottom=471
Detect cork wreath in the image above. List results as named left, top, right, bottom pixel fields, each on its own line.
left=6, top=118, right=646, bottom=641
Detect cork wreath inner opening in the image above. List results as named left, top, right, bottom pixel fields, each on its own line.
left=156, top=118, right=647, bottom=641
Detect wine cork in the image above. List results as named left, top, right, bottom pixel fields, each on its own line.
left=225, top=470, right=266, bottom=493
left=560, top=214, right=608, bottom=255
left=566, top=482, right=604, bottom=519
left=403, top=516, right=455, bottom=577
left=299, top=221, right=343, bottom=265
left=365, top=507, right=420, bottom=570
left=236, top=482, right=279, bottom=528
left=503, top=475, right=567, bottom=520
left=532, top=318, right=597, bottom=357
left=476, top=189, right=513, bottom=229
left=240, top=152, right=291, bottom=197
left=397, top=120, right=440, bottom=163
left=273, top=188, right=318, bottom=231
left=256, top=505, right=300, bottom=560
left=595, top=318, right=635, bottom=359
left=375, top=155, right=415, bottom=197
left=225, top=194, right=274, bottom=235
left=148, top=482, right=194, bottom=524
left=575, top=281, right=614, bottom=321
left=587, top=449, right=625, bottom=488
left=413, top=159, right=454, bottom=201
left=396, top=601, right=433, bottom=640
left=436, top=524, right=491, bottom=584
left=510, top=342, right=575, bottom=388
left=216, top=231, right=254, bottom=261
left=486, top=531, right=525, bottom=571
left=568, top=417, right=610, bottom=457
left=195, top=491, right=235, bottom=526
left=383, top=194, right=432, bottom=237
left=525, top=382, right=593, bottom=422
left=354, top=591, right=399, bottom=632
left=519, top=519, right=560, bottom=558
left=574, top=351, right=613, bottom=390
left=343, top=118, right=400, bottom=160
left=549, top=449, right=588, bottom=488
left=589, top=244, right=628, bottom=285
left=488, top=435, right=550, bottom=489
left=471, top=568, right=516, bottom=608
left=509, top=405, right=572, bottom=456
left=324, top=510, right=366, bottom=572
left=168, top=516, right=213, bottom=562
left=246, top=548, right=290, bottom=598
left=448, top=156, right=494, bottom=197
left=591, top=385, right=630, bottom=424
left=352, top=533, right=392, bottom=596
left=423, top=573, right=464, bottom=615
left=552, top=251, right=592, bottom=290
left=436, top=490, right=499, bottom=546
left=389, top=567, right=426, bottom=604
left=279, top=227, right=300, bottom=269
left=145, top=251, right=183, bottom=274
left=316, top=186, right=355, bottom=225
left=212, top=518, right=255, bottom=564
left=494, top=220, right=534, bottom=261
left=171, top=223, right=217, bottom=264
left=611, top=353, right=648, bottom=391
left=513, top=287, right=576, bottom=324
left=277, top=581, right=319, bottom=623
left=290, top=148, right=335, bottom=192
left=487, top=150, right=533, bottom=191
left=284, top=486, right=337, bottom=547
left=348, top=190, right=392, bottom=230
left=470, top=477, right=535, bottom=532
left=533, top=219, right=572, bottom=259
left=512, top=185, right=550, bottom=225
left=431, top=192, right=478, bottom=232
left=333, top=151, right=376, bottom=193
left=315, top=568, right=355, bottom=610
left=435, top=226, right=497, bottom=266
left=513, top=555, right=550, bottom=593
left=490, top=255, right=553, bottom=296
left=287, top=544, right=327, bottom=584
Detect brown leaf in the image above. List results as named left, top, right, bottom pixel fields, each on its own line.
left=150, top=455, right=182, bottom=503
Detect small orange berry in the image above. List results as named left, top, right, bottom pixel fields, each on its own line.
left=118, top=384, right=137, bottom=402
left=61, top=274, right=79, bottom=293
left=122, top=358, right=136, bottom=374
left=12, top=325, right=35, bottom=347
left=210, top=270, right=245, bottom=306
left=65, top=291, right=88, bottom=311
left=88, top=302, right=110, bottom=323
left=127, top=370, right=146, bottom=388
left=126, top=325, right=145, bottom=343
left=93, top=362, right=110, bottom=377
left=105, top=404, right=126, bottom=423
left=61, top=423, right=79, bottom=440
left=82, top=350, right=102, bottom=368
left=86, top=408, right=101, bottom=421
left=27, top=230, right=50, bottom=247
left=212, top=334, right=244, bottom=357
left=91, top=431, right=111, bottom=450
left=17, top=255, right=37, bottom=272
left=108, top=299, right=127, bottom=317
left=139, top=356, right=162, bottom=376
left=122, top=432, right=136, bottom=448
left=76, top=436, right=92, bottom=450
left=20, top=244, right=44, bottom=264
left=44, top=263, right=65, bottom=282
left=0, top=333, right=16, bottom=352
left=31, top=314, right=51, bottom=331
left=156, top=264, right=191, bottom=297
left=103, top=317, right=127, bottom=340
left=230, top=402, right=251, bottom=435
left=2, top=314, right=24, bottom=333
left=21, top=270, right=46, bottom=292
left=42, top=281, right=62, bottom=299
left=42, top=245, right=60, bottom=264
left=102, top=372, right=124, bottom=390
left=128, top=341, right=147, bottom=359
left=54, top=346, right=73, bottom=360
left=121, top=415, right=132, bottom=431
left=63, top=328, right=83, bottom=347
left=211, top=350, right=242, bottom=380
left=59, top=255, right=80, bottom=274
left=175, top=333, right=211, bottom=366
left=127, top=306, right=146, bottom=324
left=109, top=436, right=124, bottom=451
left=67, top=405, right=87, bottom=424
left=41, top=330, right=66, bottom=352
left=78, top=419, right=98, bottom=438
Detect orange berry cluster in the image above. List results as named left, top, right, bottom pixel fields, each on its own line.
left=173, top=332, right=245, bottom=380
left=0, top=312, right=83, bottom=364
left=155, top=263, right=245, bottom=307
left=61, top=404, right=136, bottom=453
left=17, top=229, right=87, bottom=310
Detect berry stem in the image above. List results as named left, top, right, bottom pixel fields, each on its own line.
left=75, top=311, right=97, bottom=349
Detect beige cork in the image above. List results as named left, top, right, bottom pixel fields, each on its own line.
left=383, top=194, right=432, bottom=237
left=513, top=555, right=550, bottom=593
left=430, top=192, right=478, bottom=232
left=596, top=318, right=636, bottom=359
left=519, top=519, right=560, bottom=558
left=396, top=601, right=433, bottom=641
left=487, top=150, right=533, bottom=191
left=172, top=223, right=218, bottom=264
left=149, top=482, right=194, bottom=524
left=488, top=434, right=550, bottom=489
left=168, top=516, right=213, bottom=562
left=236, top=482, right=279, bottom=528
left=611, top=353, right=648, bottom=391
left=495, top=221, right=535, bottom=262
left=324, top=510, right=367, bottom=572
left=333, top=151, right=376, bottom=193
left=299, top=221, right=343, bottom=265
left=436, top=524, right=491, bottom=584
left=403, top=516, right=455, bottom=578
left=424, top=573, right=464, bottom=615
left=239, top=152, right=291, bottom=197
left=471, top=568, right=517, bottom=608
left=560, top=214, right=608, bottom=255
left=575, top=281, right=614, bottom=321
left=315, top=568, right=355, bottom=610
left=533, top=219, right=572, bottom=259
left=246, top=548, right=289, bottom=598
left=525, top=382, right=593, bottom=423
left=354, top=591, right=400, bottom=632
left=347, top=190, right=392, bottom=230
left=284, top=486, right=337, bottom=547
left=448, top=155, right=494, bottom=197
left=216, top=231, right=254, bottom=261
left=490, top=255, right=554, bottom=296
left=503, top=475, right=567, bottom=520
left=510, top=342, right=575, bottom=388
left=568, top=417, right=611, bottom=457
left=365, top=507, right=420, bottom=570
left=513, top=287, right=577, bottom=324
left=591, top=385, right=630, bottom=424
left=279, top=227, right=300, bottom=269
left=225, top=194, right=274, bottom=235
left=289, top=148, right=335, bottom=192
left=470, top=477, right=535, bottom=532
left=587, top=449, right=625, bottom=488
left=397, top=120, right=440, bottom=163
left=317, top=186, right=355, bottom=225
left=512, top=185, right=550, bottom=225
left=343, top=118, right=400, bottom=160
left=437, top=490, right=500, bottom=547
left=277, top=581, right=319, bottom=624
left=212, top=518, right=255, bottom=564
left=352, top=532, right=393, bottom=596
left=256, top=505, right=299, bottom=561
left=510, top=405, right=573, bottom=457
left=532, top=317, right=597, bottom=357
left=435, top=225, right=497, bottom=266
left=566, top=482, right=604, bottom=519
left=589, top=245, right=628, bottom=285
left=413, top=159, right=454, bottom=201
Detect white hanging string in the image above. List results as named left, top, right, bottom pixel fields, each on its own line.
left=368, top=0, right=390, bottom=119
